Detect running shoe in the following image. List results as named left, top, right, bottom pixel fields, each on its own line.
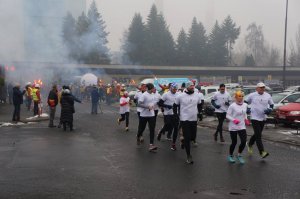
left=117, top=118, right=120, bottom=125
left=171, top=144, right=177, bottom=151
left=191, top=141, right=198, bottom=147
left=186, top=155, right=194, bottom=164
left=136, top=136, right=141, bottom=145
left=247, top=142, right=253, bottom=155
left=236, top=155, right=245, bottom=164
left=125, top=127, right=129, bottom=132
left=165, top=137, right=172, bottom=141
left=149, top=144, right=158, bottom=152
left=140, top=136, right=144, bottom=143
left=214, top=133, right=217, bottom=141
left=220, top=136, right=225, bottom=142
left=261, top=151, right=269, bottom=159
left=157, top=131, right=162, bottom=141
left=227, top=155, right=235, bottom=163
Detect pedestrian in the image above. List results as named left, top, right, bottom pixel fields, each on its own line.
left=175, top=81, right=203, bottom=164
left=60, top=88, right=75, bottom=131
left=91, top=85, right=100, bottom=114
left=226, top=91, right=250, bottom=164
left=106, top=84, right=113, bottom=105
left=245, top=82, right=274, bottom=158
left=134, top=83, right=146, bottom=141
left=12, top=83, right=25, bottom=122
left=32, top=84, right=41, bottom=116
left=25, top=82, right=32, bottom=111
left=118, top=91, right=130, bottom=131
left=136, top=83, right=158, bottom=152
left=47, top=84, right=58, bottom=128
left=211, top=84, right=232, bottom=142
left=157, top=82, right=180, bottom=150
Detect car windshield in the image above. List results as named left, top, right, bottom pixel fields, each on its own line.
left=295, top=98, right=300, bottom=103
left=272, top=93, right=288, bottom=103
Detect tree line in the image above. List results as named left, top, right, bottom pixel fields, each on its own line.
left=61, top=2, right=300, bottom=67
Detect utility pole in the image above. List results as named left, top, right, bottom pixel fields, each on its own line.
left=283, top=0, right=288, bottom=89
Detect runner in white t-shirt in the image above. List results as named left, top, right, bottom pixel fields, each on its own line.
left=175, top=81, right=203, bottom=164
left=226, top=91, right=250, bottom=164
left=118, top=91, right=131, bottom=131
left=211, top=84, right=232, bottom=142
left=136, top=83, right=158, bottom=152
left=245, top=82, right=274, bottom=159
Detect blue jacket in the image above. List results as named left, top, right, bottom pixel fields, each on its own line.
left=91, top=87, right=100, bottom=103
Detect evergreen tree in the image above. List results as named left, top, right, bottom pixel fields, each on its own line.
left=144, top=5, right=175, bottom=65
left=175, top=28, right=189, bottom=66
left=76, top=12, right=90, bottom=63
left=221, top=15, right=240, bottom=65
left=125, top=13, right=146, bottom=64
left=207, top=21, right=227, bottom=66
left=187, top=18, right=207, bottom=66
left=62, top=12, right=78, bottom=61
left=86, top=0, right=110, bottom=64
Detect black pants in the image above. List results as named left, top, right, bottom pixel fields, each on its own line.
left=137, top=116, right=156, bottom=144
left=119, top=112, right=129, bottom=127
left=215, top=112, right=226, bottom=137
left=249, top=120, right=265, bottom=154
left=229, top=130, right=247, bottom=155
left=12, top=104, right=21, bottom=121
left=91, top=102, right=98, bottom=114
left=181, top=121, right=197, bottom=157
left=33, top=101, right=39, bottom=116
left=63, top=121, right=73, bottom=131
left=160, top=115, right=179, bottom=143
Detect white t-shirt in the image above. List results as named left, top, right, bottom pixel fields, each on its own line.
left=246, top=91, right=274, bottom=121
left=134, top=91, right=143, bottom=113
left=153, top=92, right=161, bottom=111
left=175, top=91, right=202, bottom=121
left=226, top=102, right=248, bottom=131
left=119, top=97, right=130, bottom=114
left=138, top=92, right=155, bottom=117
left=161, top=91, right=179, bottom=115
left=212, top=91, right=232, bottom=113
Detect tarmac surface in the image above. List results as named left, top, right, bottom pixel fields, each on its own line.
left=0, top=102, right=300, bottom=199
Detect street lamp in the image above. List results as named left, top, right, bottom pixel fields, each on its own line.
left=283, top=0, right=288, bottom=89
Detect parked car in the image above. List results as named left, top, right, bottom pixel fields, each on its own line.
left=283, top=85, right=300, bottom=93
left=200, top=85, right=219, bottom=96
left=272, top=92, right=300, bottom=109
left=276, top=98, right=300, bottom=124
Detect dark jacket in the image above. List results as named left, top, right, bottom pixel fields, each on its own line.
left=91, top=87, right=100, bottom=103
left=47, top=89, right=58, bottom=107
left=12, top=87, right=25, bottom=105
left=60, top=92, right=75, bottom=123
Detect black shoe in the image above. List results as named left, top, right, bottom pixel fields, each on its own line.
left=186, top=155, right=194, bottom=164
left=220, top=136, right=225, bottom=142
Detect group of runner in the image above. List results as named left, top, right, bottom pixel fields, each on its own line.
left=117, top=81, right=274, bottom=165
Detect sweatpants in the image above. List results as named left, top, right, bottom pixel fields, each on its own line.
left=137, top=116, right=156, bottom=144
left=181, top=121, right=197, bottom=157
left=119, top=112, right=129, bottom=127
left=249, top=120, right=265, bottom=154
left=215, top=112, right=226, bottom=137
left=229, top=129, right=247, bottom=155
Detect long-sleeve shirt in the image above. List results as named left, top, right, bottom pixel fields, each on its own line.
left=226, top=102, right=248, bottom=131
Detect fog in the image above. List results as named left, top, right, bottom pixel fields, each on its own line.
left=93, top=0, right=300, bottom=52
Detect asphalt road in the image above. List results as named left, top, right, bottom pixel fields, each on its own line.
left=0, top=102, right=300, bottom=199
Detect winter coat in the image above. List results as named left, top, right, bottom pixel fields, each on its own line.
left=60, top=93, right=75, bottom=123
left=47, top=89, right=58, bottom=107
left=13, top=87, right=25, bottom=105
left=91, top=87, right=100, bottom=103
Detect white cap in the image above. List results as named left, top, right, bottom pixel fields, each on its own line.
left=107, top=84, right=111, bottom=86
left=121, top=84, right=125, bottom=87
left=26, top=82, right=32, bottom=86
left=257, top=82, right=266, bottom=87
left=35, top=84, right=40, bottom=88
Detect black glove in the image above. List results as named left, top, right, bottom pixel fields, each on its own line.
left=264, top=108, right=272, bottom=115
left=225, top=102, right=230, bottom=106
left=197, top=113, right=203, bottom=121
left=246, top=107, right=251, bottom=114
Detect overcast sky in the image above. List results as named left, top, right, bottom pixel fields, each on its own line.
left=88, top=0, right=300, bottom=52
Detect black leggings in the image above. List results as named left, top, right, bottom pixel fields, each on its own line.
left=215, top=112, right=226, bottom=137
left=181, top=121, right=197, bottom=157
left=137, top=116, right=156, bottom=144
left=119, top=112, right=129, bottom=127
left=229, top=130, right=247, bottom=155
left=249, top=120, right=265, bottom=154
left=160, top=115, right=179, bottom=143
